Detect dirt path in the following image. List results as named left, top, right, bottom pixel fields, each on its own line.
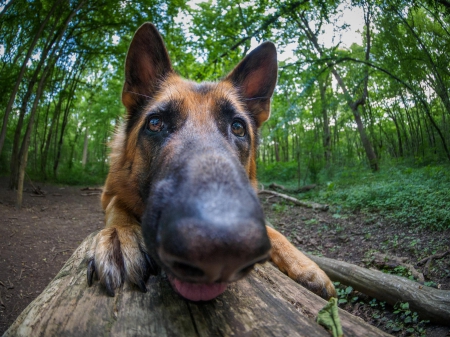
left=0, top=178, right=449, bottom=336
left=0, top=177, right=103, bottom=334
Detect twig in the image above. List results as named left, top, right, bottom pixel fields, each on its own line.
left=417, top=250, right=450, bottom=277
left=25, top=172, right=45, bottom=195
left=258, top=190, right=329, bottom=211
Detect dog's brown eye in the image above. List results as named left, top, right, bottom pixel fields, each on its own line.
left=148, top=116, right=164, bottom=132
left=231, top=120, right=245, bottom=137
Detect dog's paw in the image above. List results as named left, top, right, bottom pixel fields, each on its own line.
left=266, top=226, right=336, bottom=299
left=284, top=260, right=337, bottom=300
left=86, top=225, right=158, bottom=296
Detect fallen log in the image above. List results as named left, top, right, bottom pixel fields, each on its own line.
left=268, top=183, right=317, bottom=193
left=308, top=254, right=450, bottom=325
left=3, top=233, right=390, bottom=336
left=258, top=190, right=329, bottom=211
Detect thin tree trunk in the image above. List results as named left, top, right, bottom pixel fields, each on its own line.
left=82, top=127, right=88, bottom=168
left=0, top=0, right=17, bottom=19
left=16, top=66, right=51, bottom=208
left=319, top=75, right=331, bottom=168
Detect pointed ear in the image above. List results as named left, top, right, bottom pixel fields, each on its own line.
left=122, top=23, right=173, bottom=115
left=225, top=42, right=277, bottom=127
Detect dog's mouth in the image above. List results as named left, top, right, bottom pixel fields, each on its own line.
left=167, top=274, right=228, bottom=301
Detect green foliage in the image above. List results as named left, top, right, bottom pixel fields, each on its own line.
left=314, top=164, right=450, bottom=230
left=387, top=302, right=429, bottom=335
left=257, top=161, right=299, bottom=183
left=334, top=283, right=358, bottom=305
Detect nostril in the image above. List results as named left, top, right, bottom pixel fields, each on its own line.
left=171, top=262, right=205, bottom=278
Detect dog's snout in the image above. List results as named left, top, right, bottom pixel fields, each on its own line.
left=143, top=151, right=271, bottom=286
left=158, top=216, right=271, bottom=283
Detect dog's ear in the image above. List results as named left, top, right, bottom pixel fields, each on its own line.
left=225, top=42, right=277, bottom=127
left=122, top=23, right=173, bottom=115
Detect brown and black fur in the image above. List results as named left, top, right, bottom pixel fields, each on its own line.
left=87, top=23, right=336, bottom=300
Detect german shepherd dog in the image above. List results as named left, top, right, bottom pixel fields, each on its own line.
left=87, top=23, right=336, bottom=302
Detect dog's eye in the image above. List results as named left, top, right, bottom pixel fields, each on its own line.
left=147, top=116, right=164, bottom=132
left=231, top=120, right=246, bottom=137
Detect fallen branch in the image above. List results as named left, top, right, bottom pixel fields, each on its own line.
left=417, top=250, right=450, bottom=266
left=4, top=233, right=389, bottom=336
left=25, top=172, right=45, bottom=196
left=268, top=183, right=317, bottom=193
left=80, top=187, right=103, bottom=192
left=417, top=250, right=450, bottom=278
left=259, top=190, right=329, bottom=211
left=307, top=254, right=450, bottom=325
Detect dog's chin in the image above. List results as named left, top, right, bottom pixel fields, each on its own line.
left=167, top=274, right=228, bottom=302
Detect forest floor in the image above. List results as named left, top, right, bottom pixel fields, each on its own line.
left=0, top=177, right=449, bottom=336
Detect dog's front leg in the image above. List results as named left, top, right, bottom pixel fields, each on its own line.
left=86, top=196, right=157, bottom=296
left=266, top=226, right=336, bottom=299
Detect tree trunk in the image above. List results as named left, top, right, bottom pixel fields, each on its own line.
left=82, top=127, right=88, bottom=168
left=352, top=107, right=378, bottom=171
left=308, top=255, right=450, bottom=325
left=3, top=233, right=390, bottom=337
left=319, top=75, right=331, bottom=168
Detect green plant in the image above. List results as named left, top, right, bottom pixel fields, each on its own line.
left=271, top=202, right=287, bottom=213
left=304, top=218, right=318, bottom=225
left=334, top=283, right=358, bottom=305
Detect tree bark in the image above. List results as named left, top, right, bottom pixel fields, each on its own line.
left=308, top=254, right=450, bottom=325
left=4, top=233, right=390, bottom=337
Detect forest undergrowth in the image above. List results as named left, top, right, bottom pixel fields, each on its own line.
left=259, top=162, right=450, bottom=336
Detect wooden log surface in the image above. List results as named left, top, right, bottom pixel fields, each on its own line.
left=3, top=233, right=391, bottom=337
left=308, top=254, right=450, bottom=325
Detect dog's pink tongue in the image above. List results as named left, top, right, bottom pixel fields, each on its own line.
left=169, top=277, right=227, bottom=301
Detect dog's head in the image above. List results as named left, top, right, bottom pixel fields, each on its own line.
left=121, top=23, right=277, bottom=301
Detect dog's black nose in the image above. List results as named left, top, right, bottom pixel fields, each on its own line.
left=158, top=215, right=270, bottom=283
